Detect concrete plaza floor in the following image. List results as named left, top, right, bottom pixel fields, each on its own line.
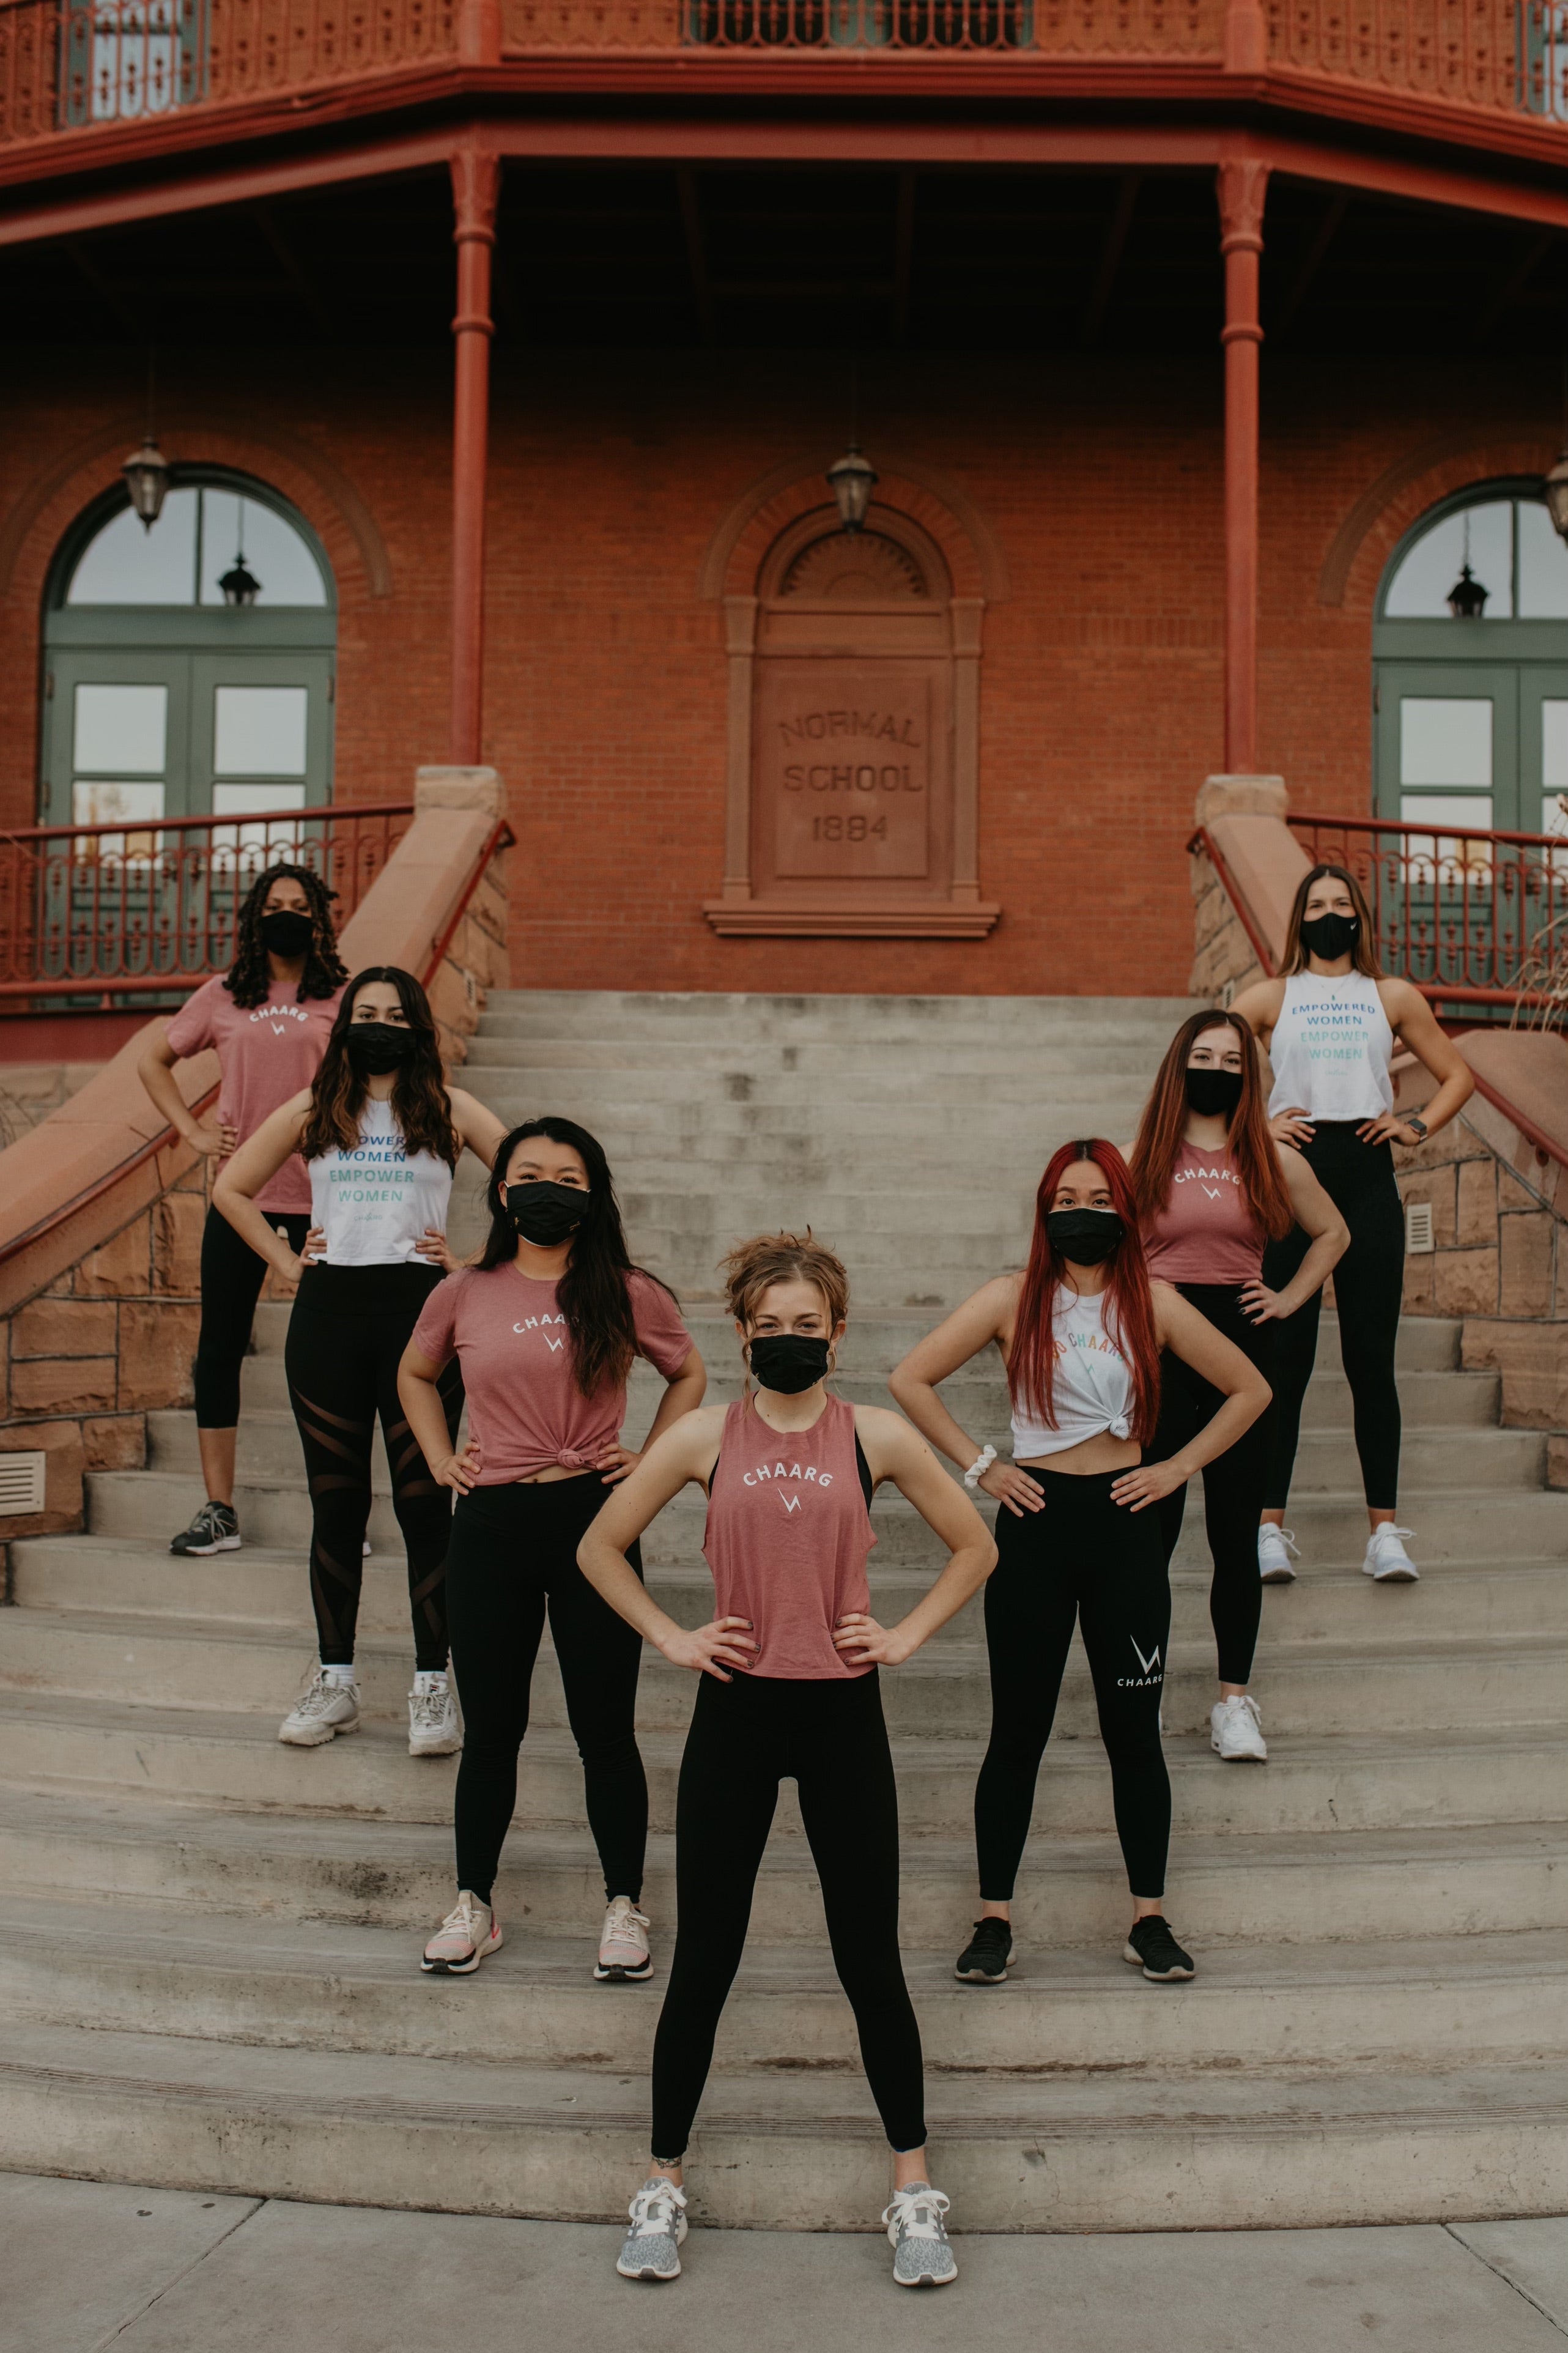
left=5, top=2172, right=1566, bottom=2353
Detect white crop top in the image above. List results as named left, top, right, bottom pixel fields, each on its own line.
left=1267, top=972, right=1394, bottom=1123
left=1010, top=1288, right=1134, bottom=1461
left=307, top=1097, right=454, bottom=1266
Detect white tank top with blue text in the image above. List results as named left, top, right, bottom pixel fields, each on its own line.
left=1010, top=1288, right=1134, bottom=1461
left=308, top=1097, right=454, bottom=1266
left=1267, top=971, right=1395, bottom=1123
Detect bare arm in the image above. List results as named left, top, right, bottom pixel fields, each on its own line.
left=396, top=1339, right=480, bottom=1493
left=889, top=1277, right=1042, bottom=1519
left=211, top=1095, right=314, bottom=1291
left=831, top=1409, right=997, bottom=1667
left=137, top=1028, right=236, bottom=1158
left=1109, top=1284, right=1271, bottom=1514
left=596, top=1346, right=709, bottom=1486
left=577, top=1410, right=758, bottom=1680
left=1241, top=1152, right=1349, bottom=1324
left=1229, top=976, right=1285, bottom=1040
left=1366, top=984, right=1474, bottom=1145
left=448, top=1087, right=510, bottom=1172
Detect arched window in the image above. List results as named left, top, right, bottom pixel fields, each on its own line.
left=40, top=470, right=336, bottom=831
left=1374, top=481, right=1568, bottom=843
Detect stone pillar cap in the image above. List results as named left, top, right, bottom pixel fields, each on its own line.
left=415, top=765, right=506, bottom=817
left=1196, top=774, right=1289, bottom=822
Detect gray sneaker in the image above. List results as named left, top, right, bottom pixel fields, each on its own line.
left=883, top=2182, right=957, bottom=2287
left=616, top=2178, right=687, bottom=2281
left=170, top=1501, right=240, bottom=1556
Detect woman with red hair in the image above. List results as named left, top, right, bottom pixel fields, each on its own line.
left=892, top=1141, right=1270, bottom=1986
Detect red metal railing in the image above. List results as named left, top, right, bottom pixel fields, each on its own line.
left=0, top=799, right=414, bottom=1006
left=1265, top=0, right=1568, bottom=113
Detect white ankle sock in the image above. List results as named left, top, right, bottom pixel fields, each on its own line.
left=321, top=1663, right=357, bottom=1688
left=413, top=1670, right=448, bottom=1695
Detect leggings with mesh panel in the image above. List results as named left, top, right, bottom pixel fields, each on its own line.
left=284, top=1262, right=462, bottom=1672
left=651, top=1668, right=926, bottom=2160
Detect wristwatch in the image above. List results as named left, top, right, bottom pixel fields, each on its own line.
left=1403, top=1116, right=1428, bottom=1141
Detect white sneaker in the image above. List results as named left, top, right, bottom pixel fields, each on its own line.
left=278, top=1669, right=360, bottom=1747
left=1210, top=1692, right=1268, bottom=1761
left=883, top=2182, right=958, bottom=2288
left=421, top=1890, right=502, bottom=1975
left=1258, top=1525, right=1300, bottom=1584
left=1363, top=1525, right=1419, bottom=1581
left=408, top=1677, right=462, bottom=1757
left=596, top=1895, right=653, bottom=1982
left=617, top=2178, right=687, bottom=2281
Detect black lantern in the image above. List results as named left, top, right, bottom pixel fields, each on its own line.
left=218, top=556, right=261, bottom=606
left=120, top=437, right=171, bottom=530
left=1544, top=451, right=1568, bottom=543
left=1446, top=562, right=1488, bottom=618
left=827, top=443, right=878, bottom=534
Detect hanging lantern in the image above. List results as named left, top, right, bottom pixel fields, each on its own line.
left=827, top=443, right=878, bottom=534
left=218, top=556, right=262, bottom=606
left=1446, top=561, right=1488, bottom=618
left=120, top=437, right=171, bottom=529
left=1544, top=451, right=1568, bottom=543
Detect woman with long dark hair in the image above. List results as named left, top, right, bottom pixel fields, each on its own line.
left=139, top=862, right=347, bottom=1558
left=1231, top=863, right=1474, bottom=1584
left=891, top=1140, right=1270, bottom=1987
left=213, top=967, right=506, bottom=1756
left=578, top=1230, right=994, bottom=2286
left=397, top=1117, right=706, bottom=1987
left=1127, top=1010, right=1347, bottom=1761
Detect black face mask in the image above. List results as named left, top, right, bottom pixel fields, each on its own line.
left=344, top=1021, right=415, bottom=1075
left=1300, top=910, right=1359, bottom=962
left=506, top=1181, right=590, bottom=1248
left=1046, top=1208, right=1125, bottom=1266
left=259, top=910, right=314, bottom=959
left=1185, top=1067, right=1244, bottom=1120
left=748, top=1334, right=830, bottom=1395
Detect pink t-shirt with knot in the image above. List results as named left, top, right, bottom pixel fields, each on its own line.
left=165, top=973, right=343, bottom=1214
left=411, top=1264, right=694, bottom=1482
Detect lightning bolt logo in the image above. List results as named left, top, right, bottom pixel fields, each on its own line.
left=1131, top=1637, right=1161, bottom=1675
left=780, top=1494, right=801, bottom=1514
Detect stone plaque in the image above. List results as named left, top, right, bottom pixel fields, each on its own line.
left=760, top=662, right=931, bottom=881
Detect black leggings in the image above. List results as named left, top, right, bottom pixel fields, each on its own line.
left=193, top=1204, right=310, bottom=1428
left=446, top=1474, right=648, bottom=1906
left=284, top=1262, right=462, bottom=1673
left=1149, top=1285, right=1275, bottom=1688
left=1262, top=1124, right=1403, bottom=1511
left=975, top=1468, right=1170, bottom=1901
left=651, top=1669, right=926, bottom=2162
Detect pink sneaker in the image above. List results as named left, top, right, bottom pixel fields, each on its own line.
left=421, top=1891, right=501, bottom=1976
left=595, top=1895, right=653, bottom=1982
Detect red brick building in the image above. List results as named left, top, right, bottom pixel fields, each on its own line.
left=3, top=6, right=1567, bottom=1005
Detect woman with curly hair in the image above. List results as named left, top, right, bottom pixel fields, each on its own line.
left=214, top=967, right=507, bottom=1757
left=139, top=862, right=348, bottom=1560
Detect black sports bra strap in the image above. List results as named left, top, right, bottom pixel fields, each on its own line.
left=854, top=1431, right=874, bottom=1508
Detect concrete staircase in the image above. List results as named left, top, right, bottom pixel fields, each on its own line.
left=1, top=990, right=1565, bottom=2231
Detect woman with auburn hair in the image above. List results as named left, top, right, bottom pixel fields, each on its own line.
left=1230, top=862, right=1474, bottom=1585
left=579, top=1231, right=995, bottom=2289
left=1127, top=1010, right=1347, bottom=1762
left=891, top=1141, right=1270, bottom=1990
left=214, top=966, right=507, bottom=1757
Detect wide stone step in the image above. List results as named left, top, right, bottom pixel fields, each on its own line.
left=462, top=1036, right=1177, bottom=1077
left=467, top=1066, right=1158, bottom=1112
left=3, top=1897, right=1564, bottom=2077
left=0, top=2018, right=1561, bottom=2230
left=477, top=989, right=1200, bottom=1040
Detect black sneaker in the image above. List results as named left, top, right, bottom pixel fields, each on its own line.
left=1123, top=1916, right=1196, bottom=1982
left=169, top=1501, right=241, bottom=1556
left=954, top=1918, right=1014, bottom=1983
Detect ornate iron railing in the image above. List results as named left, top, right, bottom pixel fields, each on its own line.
left=0, top=799, right=414, bottom=1004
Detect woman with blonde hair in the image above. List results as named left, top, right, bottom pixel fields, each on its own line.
left=578, top=1231, right=996, bottom=2289
left=1230, top=862, right=1473, bottom=1584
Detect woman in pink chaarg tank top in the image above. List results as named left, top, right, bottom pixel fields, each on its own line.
left=1126, top=1010, right=1347, bottom=1763
left=579, top=1231, right=996, bottom=2290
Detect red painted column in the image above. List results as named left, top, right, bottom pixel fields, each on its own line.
left=1218, top=155, right=1268, bottom=776
left=449, top=146, right=500, bottom=768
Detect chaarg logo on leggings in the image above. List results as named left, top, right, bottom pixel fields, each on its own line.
left=1119, top=1636, right=1164, bottom=1689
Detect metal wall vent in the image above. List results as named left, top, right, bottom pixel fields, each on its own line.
left=0, top=1451, right=46, bottom=1517
left=1404, top=1200, right=1435, bottom=1256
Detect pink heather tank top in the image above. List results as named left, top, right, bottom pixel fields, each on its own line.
left=1143, top=1141, right=1267, bottom=1285
left=703, top=1393, right=877, bottom=1681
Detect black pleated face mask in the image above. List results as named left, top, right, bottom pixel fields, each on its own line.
left=1045, top=1208, right=1124, bottom=1265
left=747, top=1334, right=830, bottom=1395
left=344, top=1021, right=415, bottom=1074
left=506, top=1180, right=590, bottom=1247
left=1185, top=1067, right=1244, bottom=1119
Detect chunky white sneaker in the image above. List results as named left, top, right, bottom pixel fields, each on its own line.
left=1210, top=1692, right=1268, bottom=1761
left=408, top=1677, right=462, bottom=1757
left=616, top=2178, right=687, bottom=2281
left=596, top=1895, right=653, bottom=1982
left=1363, top=1525, right=1419, bottom=1581
left=421, top=1891, right=501, bottom=1976
left=883, top=2183, right=958, bottom=2288
left=278, top=1670, right=360, bottom=1747
left=1258, top=1525, right=1300, bottom=1584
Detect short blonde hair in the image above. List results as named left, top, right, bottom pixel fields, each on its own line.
left=720, top=1229, right=850, bottom=1331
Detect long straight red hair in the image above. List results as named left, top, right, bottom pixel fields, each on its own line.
left=1008, top=1139, right=1161, bottom=1447
left=1129, top=1009, right=1295, bottom=1242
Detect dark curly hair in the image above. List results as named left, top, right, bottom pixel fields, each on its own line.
left=224, top=863, right=348, bottom=1011
left=299, top=967, right=460, bottom=1169
left=478, top=1117, right=678, bottom=1399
